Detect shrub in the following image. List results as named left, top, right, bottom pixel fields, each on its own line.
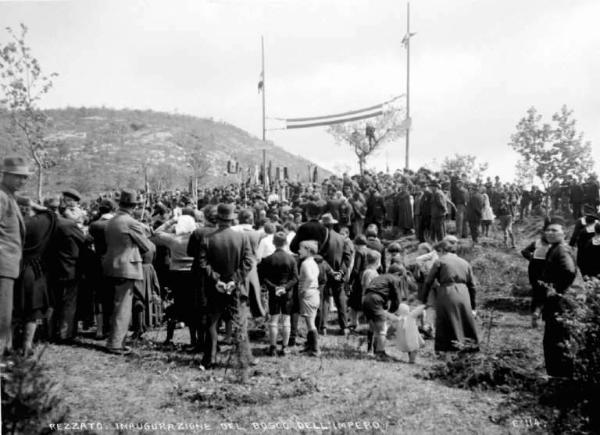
left=1, top=348, right=69, bottom=435
left=424, top=341, right=539, bottom=393
left=547, top=278, right=600, bottom=433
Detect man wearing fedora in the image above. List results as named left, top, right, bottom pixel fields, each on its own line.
left=319, top=213, right=353, bottom=336
left=102, top=189, right=153, bottom=354
left=0, top=156, right=30, bottom=355
left=197, top=203, right=254, bottom=369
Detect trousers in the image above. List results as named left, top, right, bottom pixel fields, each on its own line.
left=54, top=280, right=79, bottom=341
left=0, top=277, right=14, bottom=353
left=320, top=280, right=347, bottom=331
left=107, top=278, right=137, bottom=350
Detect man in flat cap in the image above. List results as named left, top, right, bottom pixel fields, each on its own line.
left=0, top=156, right=30, bottom=355
left=61, top=188, right=86, bottom=225
left=102, top=189, right=153, bottom=354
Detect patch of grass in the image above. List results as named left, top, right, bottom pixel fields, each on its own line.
left=176, top=372, right=318, bottom=410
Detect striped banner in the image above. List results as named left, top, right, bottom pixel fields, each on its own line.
left=282, top=95, right=403, bottom=130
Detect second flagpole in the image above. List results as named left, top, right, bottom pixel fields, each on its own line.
left=261, top=36, right=267, bottom=191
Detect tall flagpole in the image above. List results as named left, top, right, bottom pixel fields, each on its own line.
left=405, top=2, right=411, bottom=170
left=261, top=36, right=267, bottom=190
left=261, top=36, right=266, bottom=142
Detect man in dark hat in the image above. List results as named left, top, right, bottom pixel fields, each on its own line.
left=187, top=204, right=219, bottom=350
left=102, top=189, right=153, bottom=354
left=319, top=213, right=353, bottom=336
left=0, top=156, right=30, bottom=354
left=197, top=203, right=255, bottom=368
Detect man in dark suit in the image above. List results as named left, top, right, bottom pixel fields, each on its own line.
left=102, top=189, right=153, bottom=354
left=319, top=213, right=353, bottom=335
left=0, top=157, right=29, bottom=355
left=88, top=199, right=116, bottom=338
left=289, top=202, right=327, bottom=253
left=466, top=184, right=484, bottom=245
left=430, top=182, right=448, bottom=242
left=48, top=207, right=86, bottom=342
left=187, top=205, right=218, bottom=349
left=197, top=203, right=254, bottom=369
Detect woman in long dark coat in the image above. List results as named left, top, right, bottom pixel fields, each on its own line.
left=420, top=235, right=479, bottom=352
left=14, top=200, right=57, bottom=355
left=396, top=184, right=414, bottom=235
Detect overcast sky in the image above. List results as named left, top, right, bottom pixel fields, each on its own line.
left=1, top=0, right=599, bottom=181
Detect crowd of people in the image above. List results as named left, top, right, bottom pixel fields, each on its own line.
left=1, top=154, right=599, bottom=377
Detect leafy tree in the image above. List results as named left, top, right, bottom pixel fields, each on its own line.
left=514, top=158, right=536, bottom=187
left=440, top=153, right=489, bottom=182
left=508, top=106, right=594, bottom=192
left=327, top=108, right=407, bottom=175
left=0, top=24, right=58, bottom=201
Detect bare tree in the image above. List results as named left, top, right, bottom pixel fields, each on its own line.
left=0, top=24, right=58, bottom=201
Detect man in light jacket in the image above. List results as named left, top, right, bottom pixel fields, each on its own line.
left=0, top=157, right=29, bottom=355
left=102, top=189, right=153, bottom=354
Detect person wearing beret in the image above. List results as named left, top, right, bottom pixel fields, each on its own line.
left=0, top=156, right=29, bottom=355
left=540, top=217, right=577, bottom=378
left=102, top=189, right=153, bottom=354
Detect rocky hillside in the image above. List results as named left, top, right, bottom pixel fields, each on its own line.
left=0, top=107, right=331, bottom=195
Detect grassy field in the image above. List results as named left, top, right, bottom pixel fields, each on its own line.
left=35, top=219, right=552, bottom=434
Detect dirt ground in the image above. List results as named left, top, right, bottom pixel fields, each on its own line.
left=39, top=218, right=551, bottom=435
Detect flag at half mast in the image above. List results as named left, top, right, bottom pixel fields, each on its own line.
left=258, top=71, right=264, bottom=93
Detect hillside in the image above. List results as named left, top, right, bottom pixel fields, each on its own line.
left=0, top=107, right=331, bottom=196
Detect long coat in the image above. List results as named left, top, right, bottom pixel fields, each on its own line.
left=0, top=185, right=25, bottom=279
left=102, top=209, right=153, bottom=280
left=422, top=253, right=479, bottom=352
left=541, top=242, right=576, bottom=377
left=197, top=225, right=254, bottom=307
left=48, top=216, right=86, bottom=282
left=396, top=191, right=414, bottom=230
left=14, top=210, right=57, bottom=318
